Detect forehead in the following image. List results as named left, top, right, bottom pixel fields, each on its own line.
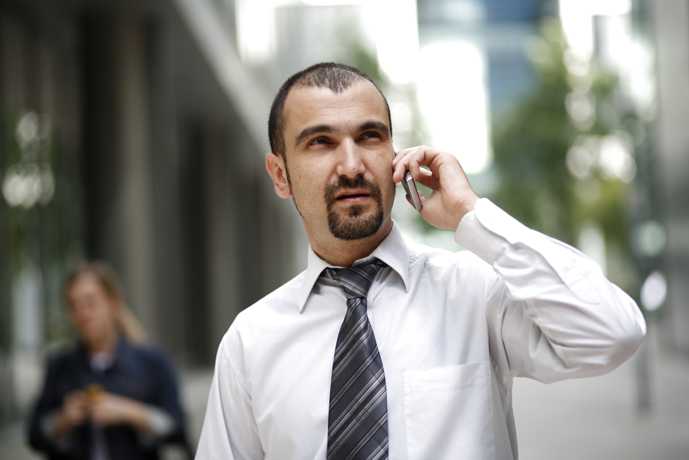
left=282, top=80, right=389, bottom=142
left=67, top=273, right=103, bottom=296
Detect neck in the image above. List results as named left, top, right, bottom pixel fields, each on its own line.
left=87, top=329, right=119, bottom=355
left=310, top=220, right=393, bottom=267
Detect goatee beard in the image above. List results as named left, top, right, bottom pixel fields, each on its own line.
left=325, top=176, right=384, bottom=241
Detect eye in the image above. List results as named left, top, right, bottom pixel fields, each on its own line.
left=360, top=131, right=382, bottom=141
left=309, top=137, right=330, bottom=146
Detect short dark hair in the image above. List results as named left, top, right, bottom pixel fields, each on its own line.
left=268, top=62, right=392, bottom=157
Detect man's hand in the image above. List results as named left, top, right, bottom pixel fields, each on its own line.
left=89, top=393, right=151, bottom=434
left=392, top=146, right=479, bottom=230
left=53, top=391, right=88, bottom=438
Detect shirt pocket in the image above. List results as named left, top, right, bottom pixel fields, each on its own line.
left=403, top=361, right=495, bottom=460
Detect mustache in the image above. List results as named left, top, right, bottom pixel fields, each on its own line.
left=324, top=176, right=382, bottom=209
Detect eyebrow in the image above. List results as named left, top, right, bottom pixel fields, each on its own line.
left=294, top=120, right=391, bottom=148
left=359, top=121, right=391, bottom=137
left=294, top=125, right=334, bottom=148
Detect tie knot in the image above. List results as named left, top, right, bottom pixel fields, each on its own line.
left=323, top=259, right=386, bottom=300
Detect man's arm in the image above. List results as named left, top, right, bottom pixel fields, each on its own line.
left=196, top=328, right=264, bottom=460
left=393, top=146, right=646, bottom=382
left=459, top=198, right=645, bottom=382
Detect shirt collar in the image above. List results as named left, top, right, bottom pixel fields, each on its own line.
left=297, top=220, right=410, bottom=312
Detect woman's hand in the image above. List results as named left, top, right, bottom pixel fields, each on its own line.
left=89, top=392, right=151, bottom=434
left=53, top=391, right=88, bottom=438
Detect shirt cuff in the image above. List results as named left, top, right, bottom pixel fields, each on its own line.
left=454, top=198, right=536, bottom=265
left=138, top=406, right=177, bottom=447
left=41, top=411, right=74, bottom=452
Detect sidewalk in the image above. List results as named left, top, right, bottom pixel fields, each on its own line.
left=513, top=323, right=689, bottom=460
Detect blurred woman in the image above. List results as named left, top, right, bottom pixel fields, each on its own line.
left=28, top=261, right=188, bottom=460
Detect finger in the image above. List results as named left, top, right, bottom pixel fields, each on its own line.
left=66, top=391, right=85, bottom=403
left=89, top=407, right=108, bottom=426
left=392, top=162, right=407, bottom=183
left=392, top=146, right=420, bottom=166
left=414, top=169, right=435, bottom=189
left=392, top=146, right=425, bottom=182
left=71, top=409, right=88, bottom=424
left=399, top=146, right=440, bottom=178
left=404, top=189, right=426, bottom=207
left=392, top=146, right=421, bottom=167
left=409, top=157, right=425, bottom=180
left=412, top=146, right=443, bottom=170
left=392, top=150, right=410, bottom=182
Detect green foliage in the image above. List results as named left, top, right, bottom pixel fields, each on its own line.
left=1, top=109, right=83, bottom=346
left=490, top=18, right=635, bottom=290
left=492, top=20, right=574, bottom=242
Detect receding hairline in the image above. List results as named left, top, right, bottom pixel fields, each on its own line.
left=268, top=62, right=392, bottom=157
left=290, top=67, right=370, bottom=93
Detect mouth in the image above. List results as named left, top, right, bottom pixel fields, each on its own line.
left=324, top=176, right=383, bottom=212
left=335, top=189, right=372, bottom=203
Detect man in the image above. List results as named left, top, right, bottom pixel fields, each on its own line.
left=196, top=63, right=645, bottom=460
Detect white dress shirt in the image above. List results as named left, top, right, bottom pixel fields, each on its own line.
left=196, top=198, right=646, bottom=460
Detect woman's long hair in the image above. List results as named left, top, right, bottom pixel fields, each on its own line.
left=63, top=261, right=148, bottom=344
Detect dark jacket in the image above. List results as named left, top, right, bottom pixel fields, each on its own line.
left=28, top=337, right=188, bottom=460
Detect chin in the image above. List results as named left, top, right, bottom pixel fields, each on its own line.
left=328, top=208, right=385, bottom=241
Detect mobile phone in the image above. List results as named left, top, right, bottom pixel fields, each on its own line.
left=395, top=152, right=423, bottom=212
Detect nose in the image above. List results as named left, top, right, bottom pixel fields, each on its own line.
left=71, top=302, right=90, bottom=322
left=335, top=140, right=366, bottom=178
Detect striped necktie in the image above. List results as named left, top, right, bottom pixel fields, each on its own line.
left=323, top=260, right=388, bottom=460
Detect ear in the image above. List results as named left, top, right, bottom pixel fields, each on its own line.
left=266, top=153, right=292, bottom=199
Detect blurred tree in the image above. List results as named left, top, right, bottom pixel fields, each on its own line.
left=1, top=109, right=82, bottom=347
left=489, top=18, right=637, bottom=292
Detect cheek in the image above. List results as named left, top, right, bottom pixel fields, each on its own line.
left=383, top=180, right=396, bottom=207
left=377, top=170, right=397, bottom=211
left=69, top=304, right=88, bottom=321
left=372, top=162, right=395, bottom=189
left=292, top=162, right=332, bottom=195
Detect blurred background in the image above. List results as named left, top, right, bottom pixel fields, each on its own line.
left=0, top=0, right=687, bottom=458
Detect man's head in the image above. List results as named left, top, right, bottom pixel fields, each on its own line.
left=268, top=63, right=392, bottom=159
left=265, top=63, right=397, bottom=263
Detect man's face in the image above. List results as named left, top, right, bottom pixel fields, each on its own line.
left=276, top=80, right=396, bottom=246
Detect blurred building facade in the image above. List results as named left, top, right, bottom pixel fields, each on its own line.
left=648, top=0, right=689, bottom=353
left=417, top=0, right=543, bottom=117
left=0, top=0, right=307, bottom=426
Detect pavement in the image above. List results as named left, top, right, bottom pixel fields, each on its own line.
left=2, top=322, right=688, bottom=459
left=513, top=322, right=689, bottom=460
